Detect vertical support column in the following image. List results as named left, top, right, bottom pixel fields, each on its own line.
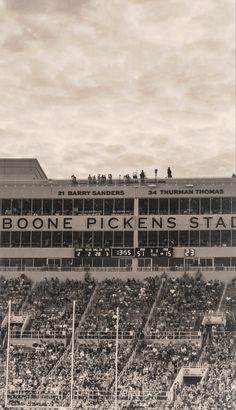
left=212, top=257, right=215, bottom=269
left=5, top=300, right=11, bottom=407
left=132, top=193, right=139, bottom=272
left=115, top=307, right=119, bottom=410
left=70, top=300, right=76, bottom=410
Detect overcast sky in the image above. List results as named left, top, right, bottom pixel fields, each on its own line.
left=0, top=0, right=235, bottom=179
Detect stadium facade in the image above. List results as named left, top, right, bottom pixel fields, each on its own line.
left=0, top=158, right=235, bottom=274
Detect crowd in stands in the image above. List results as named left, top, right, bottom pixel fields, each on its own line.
left=174, top=332, right=235, bottom=410
left=0, top=274, right=235, bottom=409
left=220, top=278, right=236, bottom=330
left=23, top=277, right=95, bottom=337
left=148, top=275, right=224, bottom=335
left=0, top=274, right=32, bottom=324
left=79, top=277, right=160, bottom=337
left=118, top=340, right=200, bottom=406
left=8, top=341, right=65, bottom=394
left=45, top=340, right=134, bottom=397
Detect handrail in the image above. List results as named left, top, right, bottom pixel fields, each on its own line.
left=143, top=277, right=165, bottom=334
left=0, top=266, right=235, bottom=272
left=9, top=329, right=136, bottom=340
left=0, top=266, right=133, bottom=272
left=76, top=330, right=136, bottom=339
left=10, top=330, right=69, bottom=339
left=137, top=266, right=236, bottom=272
left=145, top=330, right=201, bottom=340
left=6, top=389, right=168, bottom=401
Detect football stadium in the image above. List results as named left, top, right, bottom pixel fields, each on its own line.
left=0, top=158, right=235, bottom=409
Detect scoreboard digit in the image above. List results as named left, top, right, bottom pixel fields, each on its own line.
left=135, top=247, right=173, bottom=258
left=75, top=248, right=111, bottom=257
left=184, top=248, right=195, bottom=257
left=135, top=248, right=146, bottom=258
left=75, top=247, right=173, bottom=258
left=111, top=248, right=134, bottom=257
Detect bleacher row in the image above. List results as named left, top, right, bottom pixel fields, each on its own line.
left=0, top=273, right=235, bottom=409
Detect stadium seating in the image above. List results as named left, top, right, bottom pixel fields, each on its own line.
left=0, top=274, right=235, bottom=409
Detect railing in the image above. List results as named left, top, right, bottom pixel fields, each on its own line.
left=10, top=330, right=69, bottom=339
left=0, top=265, right=235, bottom=273
left=6, top=389, right=168, bottom=403
left=144, top=278, right=165, bottom=334
left=145, top=330, right=201, bottom=340
left=6, top=391, right=69, bottom=406
left=76, top=330, right=136, bottom=339
left=73, top=389, right=168, bottom=401
left=117, top=391, right=168, bottom=401
left=0, top=266, right=132, bottom=272
left=137, top=266, right=236, bottom=272
left=9, top=329, right=136, bottom=340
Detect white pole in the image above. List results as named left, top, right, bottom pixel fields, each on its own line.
left=115, top=307, right=119, bottom=410
left=5, top=300, right=11, bottom=407
left=70, top=300, right=76, bottom=410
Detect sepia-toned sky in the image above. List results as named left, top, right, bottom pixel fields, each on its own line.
left=0, top=0, right=235, bottom=179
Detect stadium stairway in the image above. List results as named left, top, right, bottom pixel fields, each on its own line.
left=217, top=280, right=228, bottom=313
left=110, top=339, right=142, bottom=393
left=44, top=282, right=100, bottom=380
left=75, top=282, right=101, bottom=338
left=143, top=277, right=165, bottom=336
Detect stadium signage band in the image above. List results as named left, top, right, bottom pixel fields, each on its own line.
left=57, top=188, right=225, bottom=196
left=58, top=190, right=125, bottom=196
left=1, top=215, right=236, bottom=231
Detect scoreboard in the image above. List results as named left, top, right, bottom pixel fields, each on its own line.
left=75, top=247, right=173, bottom=258
left=74, top=248, right=111, bottom=258
left=111, top=248, right=135, bottom=257
left=135, top=247, right=173, bottom=257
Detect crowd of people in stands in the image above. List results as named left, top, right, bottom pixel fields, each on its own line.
left=8, top=341, right=65, bottom=394
left=117, top=340, right=200, bottom=405
left=0, top=274, right=32, bottom=324
left=45, top=340, right=134, bottom=396
left=220, top=277, right=236, bottom=331
left=79, top=277, right=160, bottom=337
left=0, top=274, right=235, bottom=409
left=23, top=277, right=96, bottom=337
left=148, top=275, right=224, bottom=335
left=174, top=332, right=235, bottom=410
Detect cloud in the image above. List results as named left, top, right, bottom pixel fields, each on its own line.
left=0, top=0, right=235, bottom=178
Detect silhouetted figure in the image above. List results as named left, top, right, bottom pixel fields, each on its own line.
left=140, top=170, right=145, bottom=180
left=125, top=174, right=131, bottom=183
left=167, top=167, right=172, bottom=178
left=71, top=175, right=78, bottom=184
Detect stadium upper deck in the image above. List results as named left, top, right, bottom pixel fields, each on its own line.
left=0, top=159, right=235, bottom=272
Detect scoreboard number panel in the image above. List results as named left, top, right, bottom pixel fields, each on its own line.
left=184, top=248, right=195, bottom=257
left=75, top=248, right=111, bottom=258
left=75, top=247, right=173, bottom=258
left=135, top=247, right=173, bottom=258
left=111, top=248, right=135, bottom=257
